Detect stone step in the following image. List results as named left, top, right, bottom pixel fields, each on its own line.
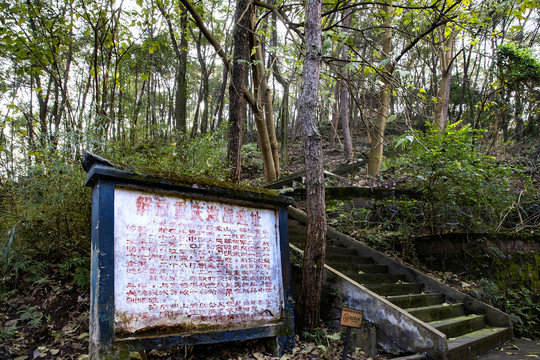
left=385, top=293, right=444, bottom=308
left=342, top=272, right=407, bottom=284
left=325, top=253, right=375, bottom=264
left=364, top=283, right=424, bottom=296
left=325, top=246, right=358, bottom=256
left=406, top=303, right=465, bottom=323
left=288, top=228, right=307, bottom=238
left=392, top=355, right=428, bottom=360
left=430, top=315, right=486, bottom=339
left=326, top=262, right=389, bottom=274
left=288, top=219, right=304, bottom=227
left=447, top=327, right=513, bottom=360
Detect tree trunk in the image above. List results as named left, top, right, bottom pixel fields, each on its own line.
left=296, top=0, right=326, bottom=333
left=367, top=3, right=393, bottom=177
left=227, top=0, right=252, bottom=181
left=212, top=65, right=228, bottom=130
left=193, top=30, right=210, bottom=134
left=270, top=8, right=290, bottom=166
left=340, top=7, right=354, bottom=162
left=330, top=84, right=341, bottom=148
left=250, top=17, right=280, bottom=179
left=251, top=38, right=277, bottom=182
left=158, top=0, right=188, bottom=134
left=433, top=26, right=456, bottom=132
left=514, top=87, right=523, bottom=139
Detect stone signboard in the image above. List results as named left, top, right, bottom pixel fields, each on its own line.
left=82, top=151, right=294, bottom=359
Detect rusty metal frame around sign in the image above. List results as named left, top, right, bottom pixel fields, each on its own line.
left=84, top=159, right=295, bottom=359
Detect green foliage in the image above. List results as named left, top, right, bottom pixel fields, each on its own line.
left=471, top=279, right=540, bottom=338
left=301, top=327, right=341, bottom=347
left=496, top=42, right=540, bottom=85
left=241, top=142, right=263, bottom=176
left=1, top=125, right=231, bottom=294
left=103, top=127, right=228, bottom=179
left=18, top=305, right=43, bottom=329
left=0, top=324, right=18, bottom=340
left=59, top=254, right=90, bottom=288
left=394, top=122, right=529, bottom=233
left=1, top=156, right=92, bottom=262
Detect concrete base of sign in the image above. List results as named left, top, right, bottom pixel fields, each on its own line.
left=265, top=334, right=295, bottom=356
left=348, top=323, right=377, bottom=355
left=89, top=343, right=130, bottom=360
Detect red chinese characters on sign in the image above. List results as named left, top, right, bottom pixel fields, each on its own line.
left=114, top=189, right=282, bottom=334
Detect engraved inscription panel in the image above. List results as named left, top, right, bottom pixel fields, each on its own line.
left=113, top=188, right=284, bottom=334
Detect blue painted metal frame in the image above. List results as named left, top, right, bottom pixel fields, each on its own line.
left=89, top=179, right=116, bottom=358
left=85, top=162, right=295, bottom=359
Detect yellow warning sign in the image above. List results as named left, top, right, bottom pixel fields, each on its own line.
left=340, top=307, right=364, bottom=328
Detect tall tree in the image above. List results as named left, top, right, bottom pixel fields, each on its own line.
left=340, top=6, right=354, bottom=163
left=227, top=0, right=252, bottom=181
left=367, top=1, right=393, bottom=177
left=156, top=0, right=189, bottom=134
left=296, top=0, right=327, bottom=332
left=433, top=26, right=456, bottom=132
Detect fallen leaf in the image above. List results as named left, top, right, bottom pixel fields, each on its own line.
left=6, top=319, right=18, bottom=327
left=50, top=349, right=60, bottom=355
left=77, top=355, right=89, bottom=360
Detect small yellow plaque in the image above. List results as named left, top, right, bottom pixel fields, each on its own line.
left=340, top=306, right=364, bottom=328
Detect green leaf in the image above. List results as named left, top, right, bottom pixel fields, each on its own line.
left=326, top=332, right=341, bottom=341
left=387, top=114, right=397, bottom=123
left=136, top=0, right=143, bottom=6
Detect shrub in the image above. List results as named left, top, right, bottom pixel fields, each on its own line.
left=1, top=127, right=230, bottom=291
left=393, top=122, right=530, bottom=234
left=241, top=142, right=264, bottom=177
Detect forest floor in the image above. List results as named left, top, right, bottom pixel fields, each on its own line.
left=0, top=264, right=394, bottom=360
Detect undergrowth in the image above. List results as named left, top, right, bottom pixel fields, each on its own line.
left=0, top=129, right=230, bottom=298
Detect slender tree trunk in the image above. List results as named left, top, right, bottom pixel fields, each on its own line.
left=191, top=80, right=204, bottom=138
left=456, top=41, right=471, bottom=122
left=251, top=39, right=277, bottom=182
left=367, top=3, right=393, bottom=177
left=192, top=30, right=210, bottom=134
left=433, top=26, right=456, bottom=132
left=340, top=7, right=354, bottom=162
left=251, top=17, right=280, bottom=179
left=213, top=66, right=228, bottom=130
left=158, top=1, right=188, bottom=133
left=330, top=84, right=341, bottom=148
left=270, top=8, right=290, bottom=166
left=279, top=83, right=290, bottom=165
left=514, top=87, right=523, bottom=139
left=297, top=0, right=326, bottom=333
left=176, top=5, right=189, bottom=134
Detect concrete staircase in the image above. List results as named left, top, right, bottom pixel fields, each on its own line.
left=287, top=208, right=513, bottom=360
